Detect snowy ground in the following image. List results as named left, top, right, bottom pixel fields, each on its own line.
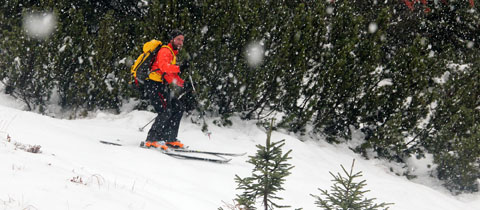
left=0, top=92, right=479, bottom=210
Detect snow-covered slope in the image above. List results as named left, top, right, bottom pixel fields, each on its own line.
left=1, top=95, right=479, bottom=209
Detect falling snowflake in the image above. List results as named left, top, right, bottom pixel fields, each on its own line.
left=245, top=41, right=264, bottom=67
left=23, top=12, right=57, bottom=39
left=368, top=22, right=378, bottom=33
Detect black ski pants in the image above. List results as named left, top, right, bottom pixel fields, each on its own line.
left=145, top=80, right=184, bottom=142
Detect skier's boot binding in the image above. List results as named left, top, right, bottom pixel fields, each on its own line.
left=166, top=141, right=184, bottom=149
left=145, top=141, right=169, bottom=151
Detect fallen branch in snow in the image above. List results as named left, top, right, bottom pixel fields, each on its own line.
left=13, top=142, right=42, bottom=154
left=70, top=174, right=105, bottom=188
left=70, top=176, right=86, bottom=185
left=2, top=135, right=42, bottom=154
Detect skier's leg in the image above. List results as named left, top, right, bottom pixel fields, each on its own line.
left=145, top=81, right=169, bottom=142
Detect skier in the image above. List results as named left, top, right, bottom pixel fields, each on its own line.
left=144, top=29, right=187, bottom=150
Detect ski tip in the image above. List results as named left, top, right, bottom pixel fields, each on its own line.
left=210, top=158, right=232, bottom=164
left=164, top=152, right=232, bottom=163
left=99, top=140, right=122, bottom=146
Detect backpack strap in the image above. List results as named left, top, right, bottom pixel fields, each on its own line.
left=148, top=45, right=177, bottom=83
left=161, top=45, right=176, bottom=65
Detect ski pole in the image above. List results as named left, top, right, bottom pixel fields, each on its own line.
left=189, top=75, right=197, bottom=93
left=139, top=117, right=155, bottom=132
left=189, top=75, right=211, bottom=137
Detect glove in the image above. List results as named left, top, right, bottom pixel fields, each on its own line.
left=169, top=82, right=184, bottom=99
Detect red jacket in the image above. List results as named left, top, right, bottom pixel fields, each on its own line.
left=150, top=43, right=184, bottom=87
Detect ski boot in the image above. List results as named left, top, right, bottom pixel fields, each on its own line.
left=144, top=141, right=169, bottom=151
left=165, top=140, right=185, bottom=149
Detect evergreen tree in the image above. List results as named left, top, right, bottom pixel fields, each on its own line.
left=421, top=1, right=480, bottom=60
left=1, top=7, right=56, bottom=112
left=311, top=160, right=393, bottom=210
left=425, top=62, right=480, bottom=193
left=308, top=0, right=389, bottom=141
left=235, top=119, right=294, bottom=210
left=89, top=10, right=122, bottom=111
left=52, top=7, right=92, bottom=114
left=358, top=35, right=442, bottom=161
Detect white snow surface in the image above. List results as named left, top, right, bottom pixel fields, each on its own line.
left=0, top=93, right=479, bottom=210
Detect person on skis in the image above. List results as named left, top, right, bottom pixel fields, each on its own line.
left=144, top=29, right=187, bottom=151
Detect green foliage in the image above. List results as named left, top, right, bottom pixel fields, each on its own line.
left=426, top=64, right=480, bottom=193
left=434, top=138, right=480, bottom=194
left=357, top=36, right=442, bottom=162
left=89, top=10, right=124, bottom=111
left=0, top=7, right=55, bottom=112
left=311, top=160, right=393, bottom=210
left=235, top=119, right=294, bottom=210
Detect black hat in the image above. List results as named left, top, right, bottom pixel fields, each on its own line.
left=170, top=29, right=184, bottom=40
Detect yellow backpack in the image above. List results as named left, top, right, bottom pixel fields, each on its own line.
left=130, top=40, right=177, bottom=88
